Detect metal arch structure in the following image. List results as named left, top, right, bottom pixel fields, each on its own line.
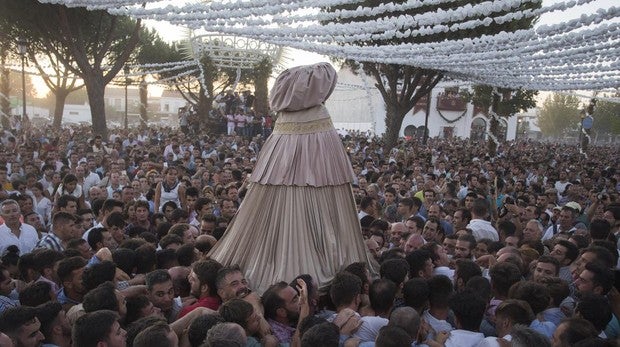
left=185, top=32, right=286, bottom=70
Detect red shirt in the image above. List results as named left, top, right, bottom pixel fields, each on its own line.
left=177, top=296, right=221, bottom=318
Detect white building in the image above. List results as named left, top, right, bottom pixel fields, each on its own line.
left=10, top=105, right=49, bottom=120
left=59, top=87, right=187, bottom=127
left=156, top=90, right=188, bottom=126
left=62, top=103, right=92, bottom=124
left=326, top=66, right=526, bottom=141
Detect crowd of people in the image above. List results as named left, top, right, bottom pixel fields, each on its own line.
left=0, top=117, right=618, bottom=347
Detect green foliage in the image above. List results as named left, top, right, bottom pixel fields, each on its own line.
left=463, top=85, right=537, bottom=117
left=1, top=0, right=142, bottom=136
left=537, top=93, right=581, bottom=137
left=7, top=70, right=37, bottom=101
left=247, top=57, right=273, bottom=82
left=251, top=57, right=273, bottom=116
left=1, top=1, right=140, bottom=74
left=592, top=95, right=620, bottom=135
left=135, top=28, right=184, bottom=71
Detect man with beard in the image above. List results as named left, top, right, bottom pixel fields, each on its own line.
left=178, top=260, right=223, bottom=318
left=262, top=282, right=301, bottom=344
left=0, top=306, right=45, bottom=347
left=215, top=265, right=273, bottom=338
left=422, top=218, right=444, bottom=244
left=72, top=310, right=126, bottom=347
left=56, top=257, right=87, bottom=311
left=452, top=208, right=471, bottom=231
left=35, top=302, right=71, bottom=347
left=216, top=265, right=253, bottom=302
left=454, top=234, right=476, bottom=260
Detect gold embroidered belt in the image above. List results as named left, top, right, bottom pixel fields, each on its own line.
left=272, top=117, right=334, bottom=135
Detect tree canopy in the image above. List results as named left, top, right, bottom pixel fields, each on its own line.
left=591, top=95, right=620, bottom=137
left=537, top=93, right=581, bottom=137
left=1, top=0, right=142, bottom=137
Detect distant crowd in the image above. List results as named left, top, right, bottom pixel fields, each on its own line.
left=0, top=115, right=617, bottom=347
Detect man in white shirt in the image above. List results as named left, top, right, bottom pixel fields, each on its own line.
left=466, top=198, right=499, bottom=241
left=77, top=162, right=100, bottom=201
left=443, top=290, right=486, bottom=347
left=0, top=199, right=39, bottom=255
left=542, top=205, right=583, bottom=241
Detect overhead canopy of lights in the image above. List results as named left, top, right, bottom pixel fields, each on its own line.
left=35, top=0, right=619, bottom=91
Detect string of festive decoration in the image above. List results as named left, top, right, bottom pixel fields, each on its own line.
left=175, top=0, right=543, bottom=40
left=192, top=42, right=210, bottom=98
left=237, top=8, right=619, bottom=60
left=328, top=95, right=375, bottom=102
left=420, top=28, right=620, bottom=67
left=436, top=108, right=468, bottom=124
left=129, top=61, right=191, bottom=68
left=192, top=0, right=589, bottom=44
left=555, top=91, right=620, bottom=104
left=261, top=19, right=619, bottom=90
left=106, top=0, right=365, bottom=20
left=126, top=63, right=196, bottom=78
left=160, top=2, right=620, bottom=48
left=271, top=0, right=594, bottom=26
left=41, top=1, right=616, bottom=59
left=187, top=0, right=543, bottom=36
left=23, top=0, right=620, bottom=91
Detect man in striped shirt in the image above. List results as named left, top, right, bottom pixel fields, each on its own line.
left=36, top=212, right=79, bottom=252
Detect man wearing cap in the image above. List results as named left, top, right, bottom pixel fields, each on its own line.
left=541, top=205, right=585, bottom=241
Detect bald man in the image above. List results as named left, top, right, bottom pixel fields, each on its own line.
left=390, top=222, right=407, bottom=248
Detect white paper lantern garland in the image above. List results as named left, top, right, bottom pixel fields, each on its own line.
left=32, top=0, right=620, bottom=91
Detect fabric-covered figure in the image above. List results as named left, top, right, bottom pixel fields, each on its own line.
left=209, top=63, right=377, bottom=293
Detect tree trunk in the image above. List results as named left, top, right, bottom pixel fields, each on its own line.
left=487, top=91, right=501, bottom=156
left=0, top=51, right=11, bottom=129
left=254, top=73, right=269, bottom=116
left=253, top=57, right=272, bottom=117
left=52, top=88, right=70, bottom=129
left=139, top=79, right=147, bottom=129
left=383, top=104, right=409, bottom=151
left=198, top=60, right=215, bottom=132
left=197, top=87, right=213, bottom=132
left=488, top=117, right=499, bottom=156
left=85, top=75, right=108, bottom=138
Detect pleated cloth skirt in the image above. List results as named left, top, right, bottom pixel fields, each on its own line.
left=208, top=106, right=377, bottom=294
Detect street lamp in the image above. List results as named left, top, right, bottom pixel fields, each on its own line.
left=17, top=38, right=27, bottom=119
left=124, top=65, right=130, bottom=130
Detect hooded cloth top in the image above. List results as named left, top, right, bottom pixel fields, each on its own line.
left=269, top=62, right=338, bottom=112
